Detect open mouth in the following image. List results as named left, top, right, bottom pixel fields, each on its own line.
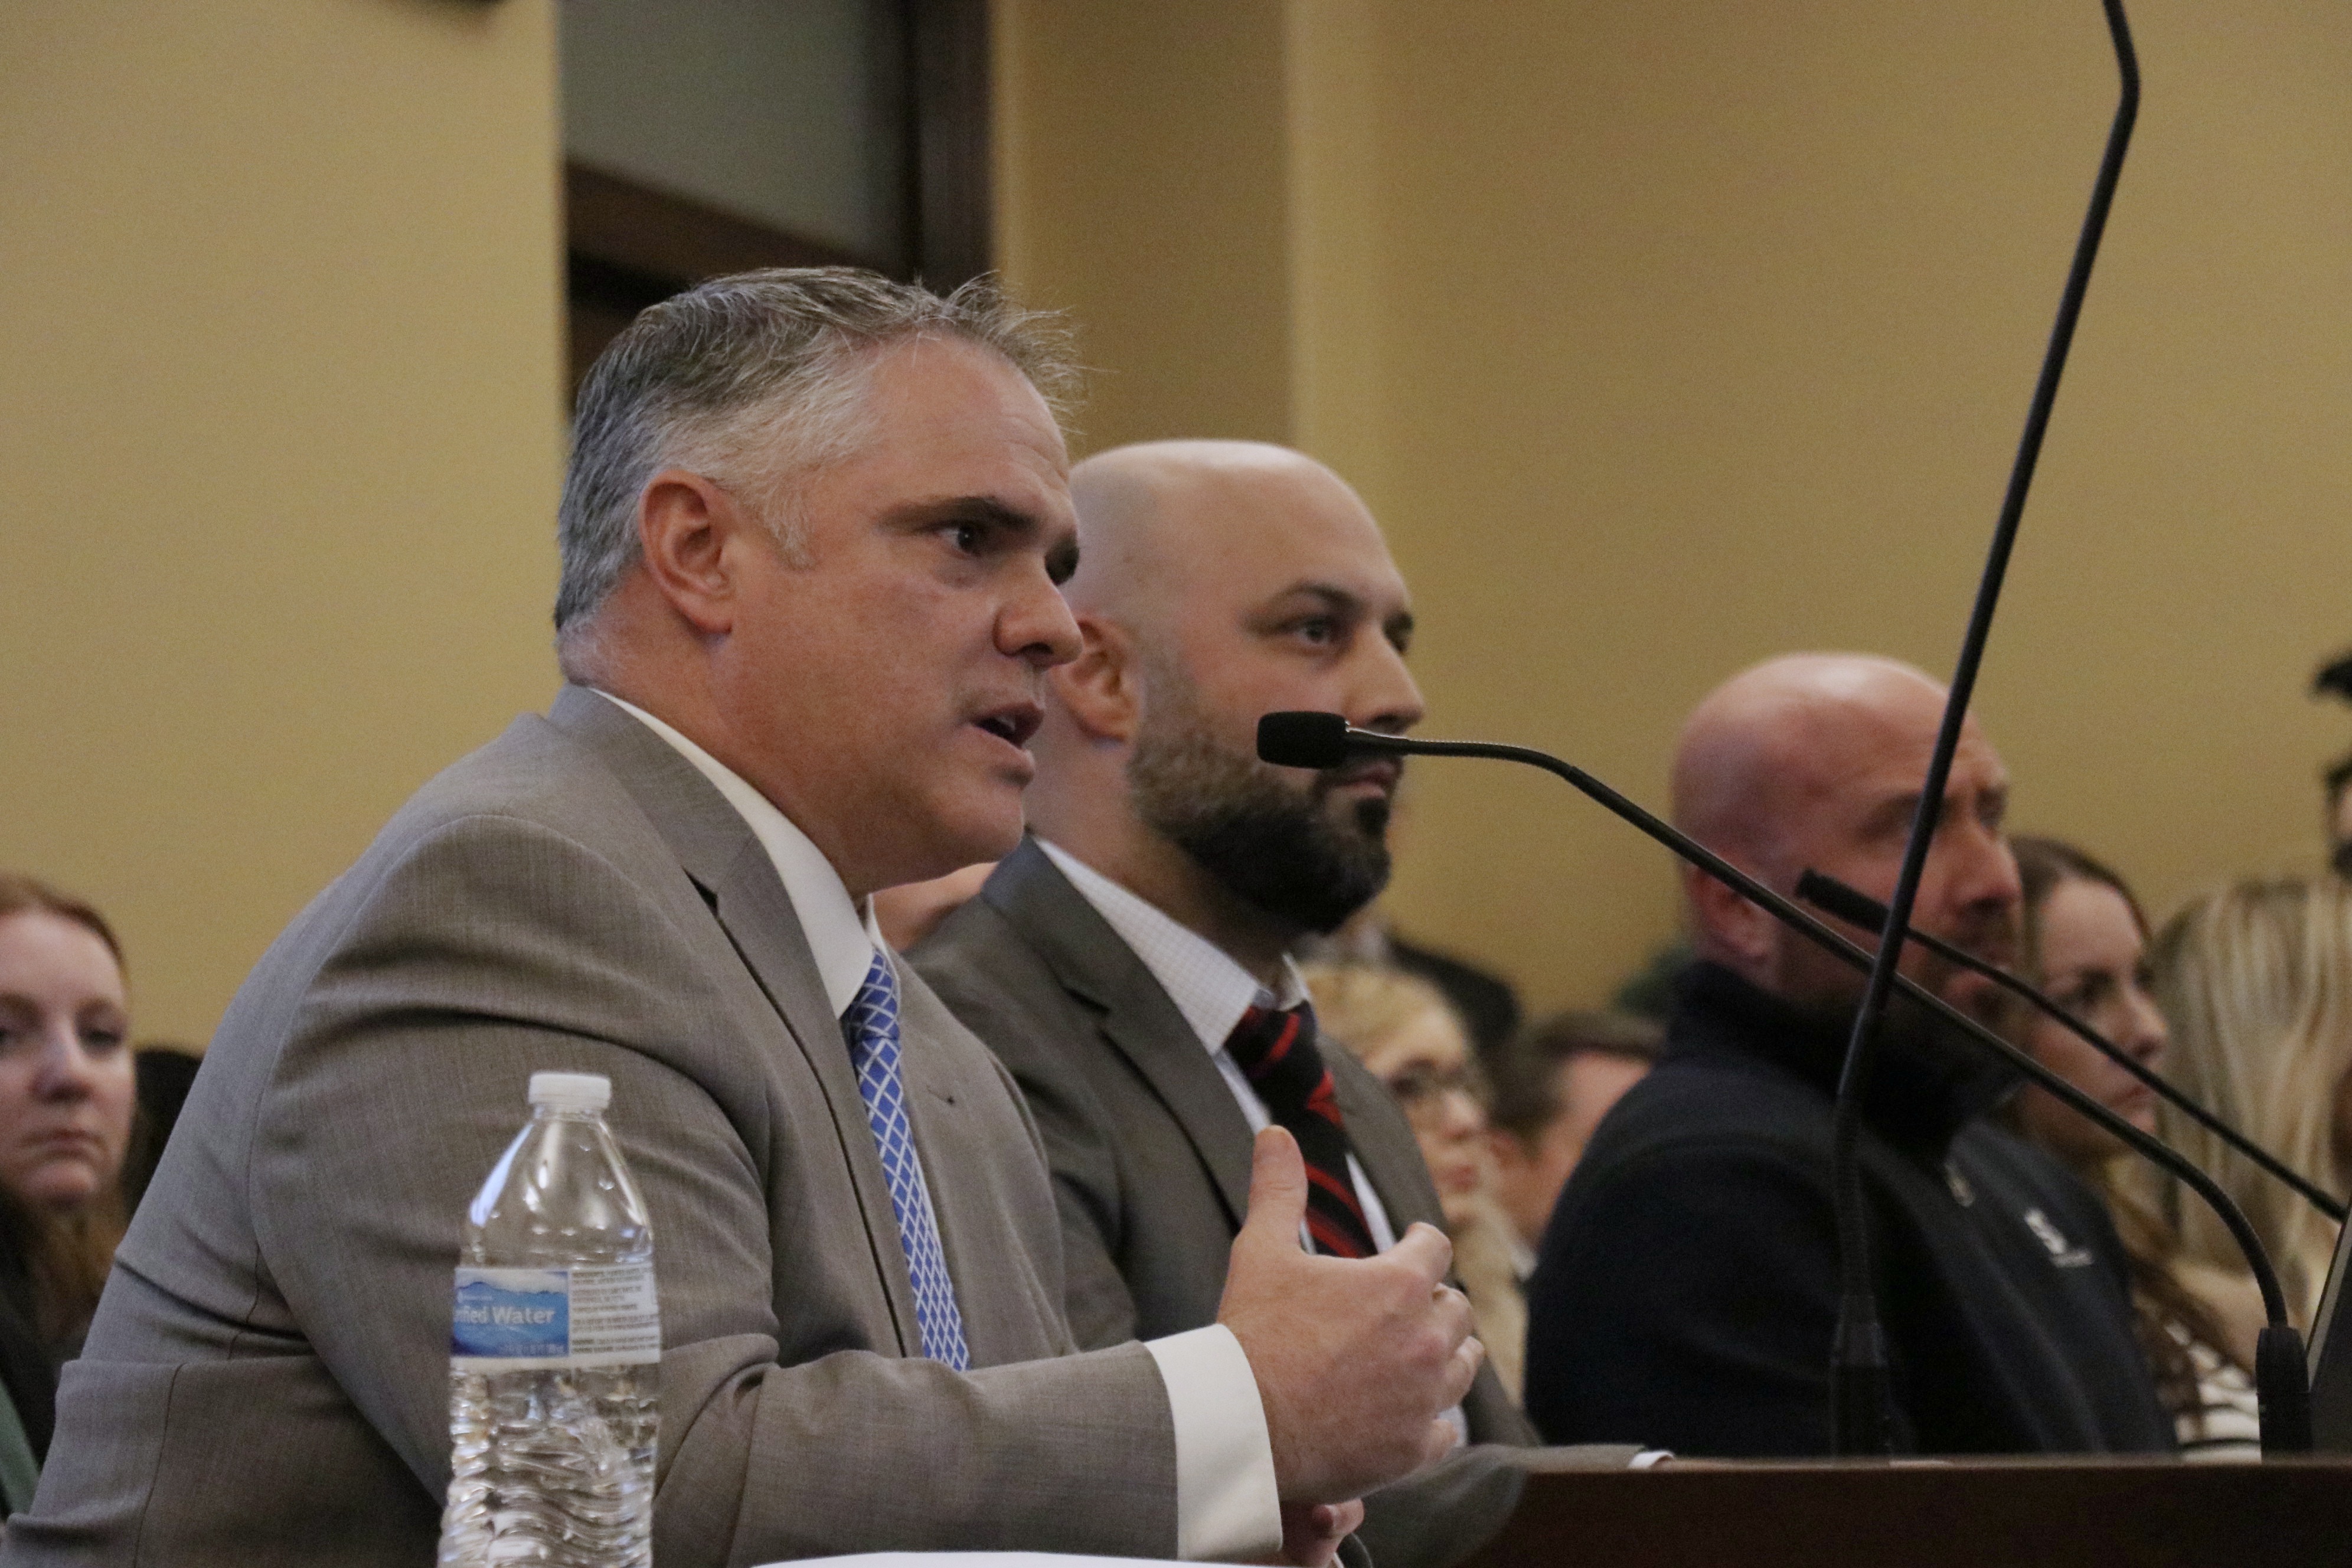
left=972, top=704, right=1043, bottom=749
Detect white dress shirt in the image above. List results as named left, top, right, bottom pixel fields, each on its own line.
left=598, top=695, right=1279, bottom=1561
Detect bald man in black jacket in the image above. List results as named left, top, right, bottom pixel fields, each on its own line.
left=1524, top=654, right=2172, bottom=1456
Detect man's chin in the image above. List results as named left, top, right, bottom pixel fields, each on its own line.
left=903, top=793, right=1024, bottom=884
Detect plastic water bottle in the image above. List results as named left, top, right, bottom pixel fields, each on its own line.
left=437, top=1072, right=659, bottom=1567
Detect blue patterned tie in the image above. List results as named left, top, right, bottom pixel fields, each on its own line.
left=842, top=950, right=970, bottom=1368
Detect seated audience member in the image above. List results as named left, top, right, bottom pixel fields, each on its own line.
left=1524, top=654, right=2172, bottom=1456
left=2325, top=753, right=2352, bottom=880
left=1608, top=942, right=1693, bottom=1024
left=1483, top=1010, right=1660, bottom=1279
left=1308, top=904, right=1523, bottom=1060
left=2151, top=874, right=2352, bottom=1325
left=1301, top=963, right=1529, bottom=1402
left=0, top=876, right=138, bottom=1514
left=2005, top=837, right=2260, bottom=1459
left=918, top=439, right=1643, bottom=1568
left=11, top=275, right=1478, bottom=1567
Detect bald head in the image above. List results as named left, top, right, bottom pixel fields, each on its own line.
left=1671, top=652, right=2021, bottom=1009
left=1063, top=441, right=1387, bottom=628
left=1675, top=654, right=1956, bottom=865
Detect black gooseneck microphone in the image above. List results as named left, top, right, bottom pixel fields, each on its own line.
left=1798, top=867, right=2348, bottom=1225
left=1815, top=0, right=2143, bottom=1458
left=1256, top=711, right=2315, bottom=1455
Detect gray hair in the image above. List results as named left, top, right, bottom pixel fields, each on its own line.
left=553, top=267, right=1078, bottom=639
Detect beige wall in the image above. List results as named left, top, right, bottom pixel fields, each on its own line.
left=999, top=0, right=2352, bottom=1015
left=1, top=0, right=563, bottom=1045
left=995, top=0, right=1294, bottom=450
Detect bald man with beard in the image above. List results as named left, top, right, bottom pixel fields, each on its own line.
left=1523, top=654, right=2173, bottom=1457
left=916, top=441, right=1648, bottom=1568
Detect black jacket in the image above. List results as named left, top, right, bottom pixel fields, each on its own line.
left=1523, top=961, right=2174, bottom=1456
left=0, top=1245, right=57, bottom=1460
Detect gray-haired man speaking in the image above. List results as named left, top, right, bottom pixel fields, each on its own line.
left=7, top=272, right=1478, bottom=1567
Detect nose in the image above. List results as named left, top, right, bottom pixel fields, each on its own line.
left=1349, top=631, right=1426, bottom=737
left=33, top=1023, right=101, bottom=1102
left=2119, top=983, right=2168, bottom=1068
left=1949, top=821, right=2024, bottom=926
left=1439, top=1085, right=1485, bottom=1141
left=999, top=558, right=1084, bottom=671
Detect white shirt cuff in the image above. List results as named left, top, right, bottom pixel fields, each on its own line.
left=1144, top=1324, right=1282, bottom=1562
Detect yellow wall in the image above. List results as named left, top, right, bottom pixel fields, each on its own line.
left=1, top=0, right=563, bottom=1045
left=995, top=0, right=1294, bottom=450
left=999, top=0, right=2352, bottom=1014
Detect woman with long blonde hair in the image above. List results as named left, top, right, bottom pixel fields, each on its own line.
left=1301, top=961, right=1532, bottom=1402
left=2150, top=874, right=2352, bottom=1326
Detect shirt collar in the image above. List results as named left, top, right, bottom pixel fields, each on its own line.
left=1036, top=838, right=1306, bottom=1056
left=596, top=691, right=883, bottom=1019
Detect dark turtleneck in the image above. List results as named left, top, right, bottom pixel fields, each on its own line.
left=1670, top=959, right=2020, bottom=1158
left=1524, top=960, right=2174, bottom=1458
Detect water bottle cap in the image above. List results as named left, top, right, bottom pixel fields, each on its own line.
left=528, top=1071, right=611, bottom=1113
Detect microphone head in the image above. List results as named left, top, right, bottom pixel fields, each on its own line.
left=1256, top=711, right=1353, bottom=770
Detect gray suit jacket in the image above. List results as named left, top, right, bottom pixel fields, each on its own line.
left=915, top=839, right=1638, bottom=1568
left=5, top=690, right=1178, bottom=1568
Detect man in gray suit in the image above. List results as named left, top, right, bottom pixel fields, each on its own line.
left=6, top=276, right=1481, bottom=1566
left=916, top=441, right=1646, bottom=1568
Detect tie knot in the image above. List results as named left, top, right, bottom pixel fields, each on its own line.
left=845, top=950, right=899, bottom=1047
left=1224, top=1002, right=1317, bottom=1081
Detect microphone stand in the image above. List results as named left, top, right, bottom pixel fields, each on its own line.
left=1799, top=867, right=2348, bottom=1225
left=1256, top=711, right=2314, bottom=1454
left=1828, top=0, right=2141, bottom=1457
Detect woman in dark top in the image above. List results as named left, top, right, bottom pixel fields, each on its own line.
left=2006, top=837, right=2260, bottom=1459
left=0, top=875, right=138, bottom=1511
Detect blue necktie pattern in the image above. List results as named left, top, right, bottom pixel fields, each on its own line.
left=842, top=950, right=971, bottom=1369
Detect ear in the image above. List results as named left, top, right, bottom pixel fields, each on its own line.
left=636, top=468, right=755, bottom=636
left=1683, top=860, right=1779, bottom=971
left=1047, top=614, right=1143, bottom=744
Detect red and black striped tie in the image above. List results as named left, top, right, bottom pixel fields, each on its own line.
left=1223, top=1003, right=1378, bottom=1259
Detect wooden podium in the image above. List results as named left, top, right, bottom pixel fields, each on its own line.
left=1459, top=1456, right=2352, bottom=1568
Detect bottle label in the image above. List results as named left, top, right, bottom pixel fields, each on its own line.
left=451, top=1263, right=660, bottom=1371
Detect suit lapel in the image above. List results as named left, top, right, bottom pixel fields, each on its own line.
left=1327, top=1048, right=1446, bottom=1236
left=984, top=839, right=1259, bottom=1227
left=545, top=685, right=925, bottom=1355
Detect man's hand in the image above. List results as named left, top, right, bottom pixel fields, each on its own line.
left=1217, top=1126, right=1482, bottom=1502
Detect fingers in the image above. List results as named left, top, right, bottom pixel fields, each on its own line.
left=1278, top=1498, right=1364, bottom=1568
left=1429, top=1282, right=1474, bottom=1344
left=1442, top=1334, right=1485, bottom=1410
left=1383, top=1219, right=1455, bottom=1286
left=1417, top=1415, right=1462, bottom=1471
left=1237, top=1126, right=1309, bottom=1253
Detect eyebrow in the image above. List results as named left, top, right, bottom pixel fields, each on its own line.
left=889, top=495, right=1043, bottom=534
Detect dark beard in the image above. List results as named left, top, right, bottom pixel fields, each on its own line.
left=1792, top=973, right=2023, bottom=1125
left=1128, top=693, right=1396, bottom=935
